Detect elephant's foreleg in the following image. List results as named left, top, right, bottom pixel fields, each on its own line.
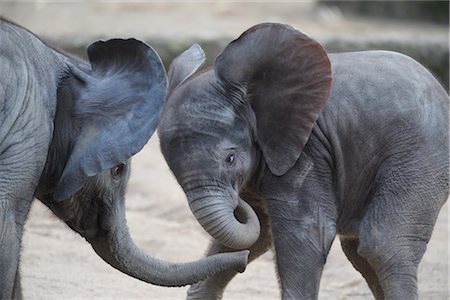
left=269, top=208, right=336, bottom=300
left=13, top=267, right=23, bottom=300
left=0, top=199, right=23, bottom=299
left=0, top=155, right=37, bottom=298
left=263, top=155, right=338, bottom=300
left=186, top=200, right=272, bottom=300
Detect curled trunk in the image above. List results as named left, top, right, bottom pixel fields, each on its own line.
left=187, top=189, right=261, bottom=250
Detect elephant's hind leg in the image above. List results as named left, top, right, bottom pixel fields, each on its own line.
left=186, top=200, right=272, bottom=300
left=357, top=188, right=445, bottom=299
left=340, top=238, right=383, bottom=299
left=356, top=137, right=449, bottom=300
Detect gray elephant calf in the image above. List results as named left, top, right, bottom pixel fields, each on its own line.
left=158, top=23, right=449, bottom=299
left=0, top=19, right=248, bottom=299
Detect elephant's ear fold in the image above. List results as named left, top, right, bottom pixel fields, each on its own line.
left=214, top=23, right=332, bottom=176
left=167, top=44, right=205, bottom=93
left=54, top=38, right=167, bottom=201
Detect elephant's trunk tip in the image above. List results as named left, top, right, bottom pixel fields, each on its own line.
left=235, top=249, right=250, bottom=273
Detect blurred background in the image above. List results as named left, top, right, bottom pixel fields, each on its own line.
left=1, top=1, right=448, bottom=299
left=2, top=1, right=448, bottom=89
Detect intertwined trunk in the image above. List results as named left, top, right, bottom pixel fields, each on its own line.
left=88, top=201, right=249, bottom=287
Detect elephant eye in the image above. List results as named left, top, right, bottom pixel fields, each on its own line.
left=225, top=153, right=235, bottom=165
left=111, top=163, right=125, bottom=179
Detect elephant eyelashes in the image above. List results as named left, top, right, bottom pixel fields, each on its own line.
left=111, top=163, right=126, bottom=179
left=225, top=153, right=235, bottom=165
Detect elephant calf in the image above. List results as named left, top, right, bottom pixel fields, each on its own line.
left=158, top=23, right=449, bottom=299
left=0, top=18, right=248, bottom=299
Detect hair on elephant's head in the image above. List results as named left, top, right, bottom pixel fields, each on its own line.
left=35, top=38, right=248, bottom=286
left=158, top=23, right=332, bottom=250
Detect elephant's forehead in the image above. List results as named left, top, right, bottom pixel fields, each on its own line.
left=160, top=112, right=248, bottom=165
left=162, top=92, right=238, bottom=135
left=171, top=86, right=234, bottom=119
left=160, top=131, right=232, bottom=172
left=162, top=124, right=235, bottom=152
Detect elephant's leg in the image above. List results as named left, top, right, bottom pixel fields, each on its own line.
left=358, top=222, right=425, bottom=299
left=262, top=154, right=337, bottom=300
left=340, top=238, right=383, bottom=299
left=13, top=266, right=23, bottom=300
left=0, top=200, right=23, bottom=299
left=0, top=154, right=38, bottom=298
left=269, top=208, right=336, bottom=300
left=187, top=201, right=272, bottom=300
left=357, top=186, right=445, bottom=300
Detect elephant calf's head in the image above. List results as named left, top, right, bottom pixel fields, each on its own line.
left=159, top=23, right=332, bottom=250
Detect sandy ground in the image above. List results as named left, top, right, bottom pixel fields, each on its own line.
left=1, top=2, right=447, bottom=299
left=21, top=137, right=449, bottom=299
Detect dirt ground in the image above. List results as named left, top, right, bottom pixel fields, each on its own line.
left=21, top=136, right=448, bottom=299
left=1, top=2, right=447, bottom=299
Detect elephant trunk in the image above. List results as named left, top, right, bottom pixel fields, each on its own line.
left=87, top=201, right=249, bottom=287
left=186, top=187, right=260, bottom=250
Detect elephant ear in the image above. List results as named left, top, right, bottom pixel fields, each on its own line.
left=167, top=44, right=205, bottom=93
left=54, top=38, right=167, bottom=201
left=214, top=23, right=332, bottom=176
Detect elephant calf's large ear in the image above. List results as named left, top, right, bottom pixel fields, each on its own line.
left=54, top=38, right=167, bottom=201
left=167, top=44, right=205, bottom=92
left=214, top=23, right=332, bottom=176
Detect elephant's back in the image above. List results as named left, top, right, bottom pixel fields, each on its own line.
left=0, top=20, right=61, bottom=122
left=315, top=51, right=449, bottom=211
left=325, top=50, right=448, bottom=143
left=329, top=50, right=447, bottom=111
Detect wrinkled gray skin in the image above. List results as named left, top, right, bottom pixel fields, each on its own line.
left=0, top=19, right=248, bottom=299
left=158, top=23, right=449, bottom=300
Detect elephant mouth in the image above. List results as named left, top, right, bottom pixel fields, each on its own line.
left=75, top=224, right=99, bottom=240
left=57, top=195, right=101, bottom=240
